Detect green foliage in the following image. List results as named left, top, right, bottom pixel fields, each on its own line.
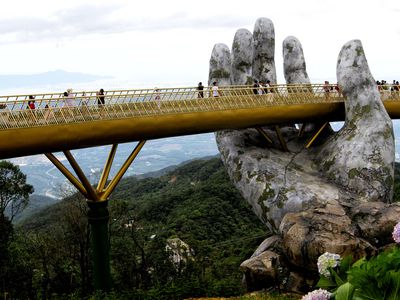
left=335, top=282, right=355, bottom=300
left=393, top=162, right=400, bottom=202
left=0, top=160, right=34, bottom=298
left=316, top=247, right=400, bottom=300
left=0, top=160, right=34, bottom=221
left=11, top=157, right=267, bottom=298
left=347, top=247, right=400, bottom=300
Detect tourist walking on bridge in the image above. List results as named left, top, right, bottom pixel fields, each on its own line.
left=97, top=89, right=105, bottom=106
left=65, top=89, right=75, bottom=107
left=97, top=88, right=105, bottom=118
left=253, top=80, right=259, bottom=95
left=212, top=81, right=219, bottom=97
left=323, top=81, right=331, bottom=99
left=27, top=95, right=36, bottom=109
left=197, top=82, right=204, bottom=98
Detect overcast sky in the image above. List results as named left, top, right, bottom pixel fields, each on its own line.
left=0, top=0, right=398, bottom=87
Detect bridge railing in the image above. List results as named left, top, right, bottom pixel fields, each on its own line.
left=0, top=84, right=398, bottom=129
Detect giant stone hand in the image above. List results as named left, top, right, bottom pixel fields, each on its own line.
left=210, top=17, right=400, bottom=292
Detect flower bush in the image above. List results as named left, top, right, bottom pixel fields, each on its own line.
left=317, top=252, right=341, bottom=277
left=392, top=221, right=400, bottom=243
left=306, top=221, right=400, bottom=300
left=301, top=288, right=331, bottom=300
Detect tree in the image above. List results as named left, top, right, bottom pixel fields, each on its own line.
left=0, top=160, right=34, bottom=222
left=0, top=160, right=33, bottom=297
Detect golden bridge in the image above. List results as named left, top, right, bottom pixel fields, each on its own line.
left=2, top=83, right=399, bottom=290
left=1, top=84, right=399, bottom=158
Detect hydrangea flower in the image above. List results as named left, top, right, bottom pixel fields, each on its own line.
left=392, top=222, right=400, bottom=243
left=301, top=288, right=331, bottom=300
left=317, top=252, right=341, bottom=277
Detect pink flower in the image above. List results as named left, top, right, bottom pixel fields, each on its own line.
left=301, top=289, right=331, bottom=300
left=393, top=222, right=400, bottom=243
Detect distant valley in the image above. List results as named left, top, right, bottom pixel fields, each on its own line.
left=11, top=133, right=219, bottom=199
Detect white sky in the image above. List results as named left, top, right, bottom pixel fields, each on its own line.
left=0, top=0, right=398, bottom=87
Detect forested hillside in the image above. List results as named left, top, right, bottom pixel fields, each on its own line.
left=10, top=158, right=267, bottom=299
left=6, top=159, right=400, bottom=299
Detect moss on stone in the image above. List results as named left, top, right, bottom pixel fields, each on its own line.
left=285, top=44, right=293, bottom=53
left=259, top=184, right=275, bottom=203
left=348, top=168, right=359, bottom=179
left=322, top=158, right=335, bottom=172
left=236, top=60, right=251, bottom=73
left=209, top=57, right=217, bottom=67
left=232, top=41, right=240, bottom=52
left=210, top=69, right=230, bottom=79
left=247, top=171, right=257, bottom=179
left=233, top=157, right=243, bottom=182
left=246, top=76, right=254, bottom=85
left=383, top=124, right=394, bottom=140
left=356, top=47, right=364, bottom=57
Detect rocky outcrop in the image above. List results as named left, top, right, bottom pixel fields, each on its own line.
left=209, top=18, right=399, bottom=293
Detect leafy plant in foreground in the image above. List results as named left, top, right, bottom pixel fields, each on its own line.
left=305, top=222, right=400, bottom=300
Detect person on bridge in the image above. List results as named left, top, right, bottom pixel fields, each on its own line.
left=154, top=88, right=161, bottom=108
left=323, top=81, right=330, bottom=99
left=253, top=80, right=259, bottom=95
left=197, top=82, right=204, bottom=98
left=264, top=80, right=272, bottom=94
left=27, top=95, right=36, bottom=109
left=97, top=89, right=105, bottom=106
left=96, top=89, right=105, bottom=118
left=258, top=81, right=265, bottom=95
left=212, top=81, right=219, bottom=97
left=65, top=89, right=75, bottom=107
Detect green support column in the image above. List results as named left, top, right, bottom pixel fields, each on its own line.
left=87, top=201, right=111, bottom=292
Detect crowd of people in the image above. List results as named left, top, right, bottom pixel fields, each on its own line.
left=377, top=79, right=399, bottom=91
left=16, top=79, right=400, bottom=114
left=25, top=88, right=106, bottom=111
left=252, top=80, right=273, bottom=95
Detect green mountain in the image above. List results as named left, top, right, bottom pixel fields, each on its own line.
left=13, top=194, right=57, bottom=223
left=15, top=157, right=267, bottom=298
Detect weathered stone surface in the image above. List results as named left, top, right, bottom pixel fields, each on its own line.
left=240, top=250, right=282, bottom=291
left=351, top=202, right=400, bottom=246
left=210, top=18, right=399, bottom=293
left=250, top=235, right=281, bottom=258
left=252, top=18, right=276, bottom=84
left=241, top=243, right=315, bottom=293
left=280, top=207, right=374, bottom=269
left=316, top=40, right=394, bottom=202
left=283, top=36, right=310, bottom=84
left=208, top=43, right=231, bottom=86
left=231, top=29, right=254, bottom=85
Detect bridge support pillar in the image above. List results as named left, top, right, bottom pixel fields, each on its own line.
left=87, top=200, right=111, bottom=291
left=44, top=140, right=146, bottom=292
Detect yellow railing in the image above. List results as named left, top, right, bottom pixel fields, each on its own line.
left=0, top=84, right=398, bottom=130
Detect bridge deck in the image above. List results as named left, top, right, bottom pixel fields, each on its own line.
left=0, top=84, right=399, bottom=159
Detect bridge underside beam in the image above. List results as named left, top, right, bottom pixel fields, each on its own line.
left=305, top=122, right=329, bottom=148
left=44, top=140, right=146, bottom=201
left=274, top=126, right=288, bottom=152
left=256, top=127, right=273, bottom=144
left=97, top=144, right=118, bottom=193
